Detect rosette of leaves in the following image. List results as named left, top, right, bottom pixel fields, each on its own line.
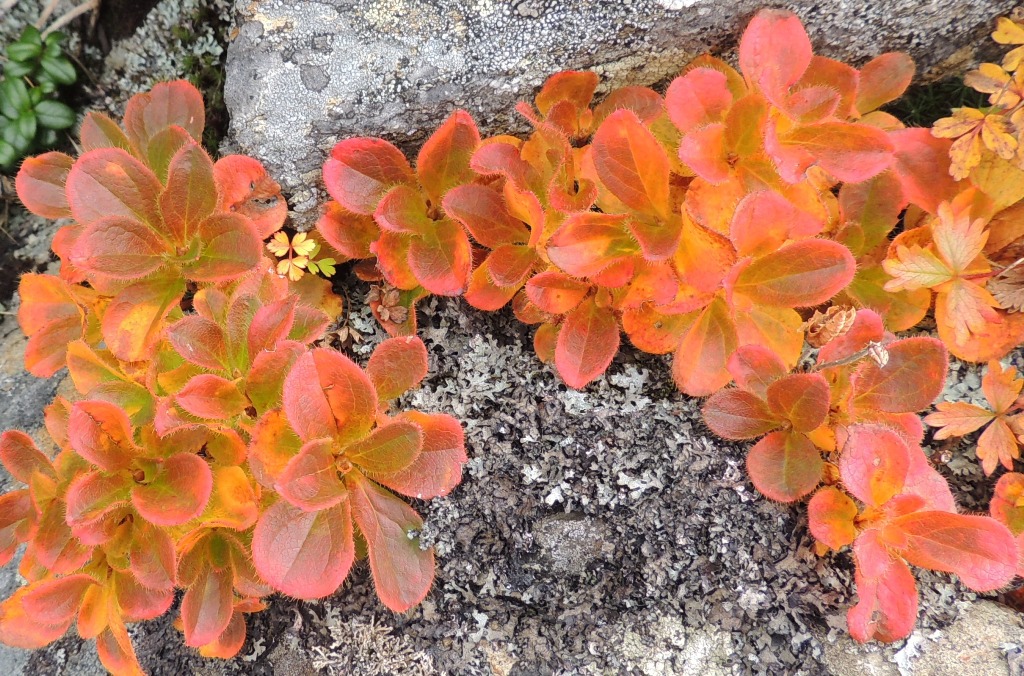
left=0, top=26, right=76, bottom=169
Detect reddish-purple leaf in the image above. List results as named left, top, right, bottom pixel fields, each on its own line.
left=766, top=373, right=830, bottom=432
left=852, top=337, right=947, bottom=413
left=167, top=316, right=228, bottom=370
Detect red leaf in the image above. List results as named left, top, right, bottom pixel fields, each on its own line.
left=68, top=400, right=137, bottom=471
left=416, top=110, right=480, bottom=202
left=554, top=298, right=620, bottom=389
left=176, top=374, right=248, bottom=420
left=283, top=349, right=378, bottom=444
left=114, top=572, right=173, bottom=621
left=746, top=430, right=823, bottom=502
left=198, top=610, right=247, bottom=659
left=182, top=567, right=234, bottom=648
left=738, top=9, right=812, bottom=101
left=486, top=245, right=537, bottom=288
left=848, top=534, right=919, bottom=643
left=14, top=151, right=73, bottom=218
left=464, top=262, right=519, bottom=311
left=839, top=424, right=910, bottom=507
left=888, top=129, right=959, bottom=213
left=366, top=336, right=429, bottom=401
left=893, top=511, right=1016, bottom=591
left=0, top=588, right=73, bottom=648
left=131, top=453, right=213, bottom=526
left=852, top=337, right=947, bottom=413
left=70, top=217, right=168, bottom=280
left=347, top=472, right=434, bottom=612
left=731, top=239, right=855, bottom=308
left=185, top=213, right=262, bottom=282
left=442, top=183, right=530, bottom=247
left=808, top=487, right=858, bottom=549
left=123, top=79, right=205, bottom=151
left=275, top=438, right=347, bottom=512
left=591, top=109, right=671, bottom=218
left=665, top=67, right=733, bottom=134
left=65, top=470, right=131, bottom=532
left=159, top=141, right=217, bottom=243
left=95, top=622, right=144, bottom=676
left=79, top=111, right=132, bottom=153
left=129, top=522, right=176, bottom=590
left=375, top=411, right=467, bottom=499
left=65, top=148, right=163, bottom=227
left=0, top=490, right=34, bottom=566
left=678, top=123, right=730, bottom=183
left=252, top=499, right=354, bottom=599
left=766, top=373, right=830, bottom=432
left=0, top=430, right=54, bottom=484
left=525, top=271, right=590, bottom=315
left=856, top=53, right=915, bottom=114
left=246, top=341, right=305, bottom=415
left=407, top=219, right=472, bottom=295
left=726, top=344, right=787, bottom=398
left=324, top=138, right=414, bottom=215
left=702, top=389, right=781, bottom=440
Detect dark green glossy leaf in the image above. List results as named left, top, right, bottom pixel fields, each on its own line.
left=0, top=79, right=31, bottom=118
left=39, top=55, right=75, bottom=85
left=7, top=41, right=42, bottom=63
left=3, top=61, right=33, bottom=78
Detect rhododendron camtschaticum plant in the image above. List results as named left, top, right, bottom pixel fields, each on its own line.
left=1, top=80, right=467, bottom=675
left=316, top=8, right=1024, bottom=646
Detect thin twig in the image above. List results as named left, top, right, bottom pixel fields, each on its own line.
left=42, top=0, right=98, bottom=37
left=35, top=0, right=60, bottom=28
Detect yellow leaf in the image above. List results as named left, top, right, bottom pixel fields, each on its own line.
left=993, top=17, right=1024, bottom=45
left=882, top=244, right=952, bottom=291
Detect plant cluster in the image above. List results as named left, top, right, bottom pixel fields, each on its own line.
left=0, top=25, right=77, bottom=170
left=315, top=8, right=1024, bottom=646
left=2, top=80, right=467, bottom=674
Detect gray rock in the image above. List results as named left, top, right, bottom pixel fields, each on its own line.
left=224, top=0, right=1018, bottom=226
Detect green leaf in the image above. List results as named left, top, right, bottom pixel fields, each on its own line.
left=44, top=32, right=65, bottom=49
left=7, top=41, right=42, bottom=63
left=16, top=25, right=42, bottom=48
left=0, top=78, right=31, bottom=117
left=0, top=140, right=17, bottom=169
left=35, top=100, right=74, bottom=130
left=317, top=258, right=337, bottom=276
left=39, top=55, right=75, bottom=86
left=3, top=61, right=33, bottom=78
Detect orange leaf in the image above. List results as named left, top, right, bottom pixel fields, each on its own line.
left=213, top=155, right=287, bottom=238
left=185, top=213, right=262, bottom=282
left=275, top=438, right=347, bottom=512
left=131, top=452, right=213, bottom=526
left=159, top=141, right=217, bottom=243
left=101, top=276, right=186, bottom=362
left=856, top=53, right=915, bottom=114
left=374, top=184, right=432, bottom=235
left=252, top=499, right=354, bottom=599
left=924, top=402, right=995, bottom=439
left=68, top=400, right=137, bottom=471
left=730, top=190, right=824, bottom=258
left=852, top=337, right=947, bottom=413
left=14, top=151, right=73, bottom=219
left=731, top=240, right=855, bottom=308
left=442, top=183, right=530, bottom=247
left=766, top=373, right=830, bottom=432
left=181, top=566, right=233, bottom=648
left=665, top=67, right=733, bottom=134
left=977, top=417, right=1020, bottom=475
left=416, top=110, right=480, bottom=202
left=374, top=411, right=467, bottom=499
left=554, top=297, right=620, bottom=389
left=346, top=472, right=434, bottom=612
left=808, top=487, right=858, bottom=549
left=366, top=336, right=429, bottom=402
left=176, top=374, right=248, bottom=420
left=547, top=212, right=639, bottom=278
left=746, top=430, right=823, bottom=502
left=590, top=109, right=671, bottom=218
left=70, top=216, right=168, bottom=280
left=738, top=9, right=811, bottom=102
left=122, top=79, right=205, bottom=151
left=839, top=424, right=910, bottom=507
left=79, top=111, right=132, bottom=153
left=283, top=349, right=378, bottom=445
left=525, top=270, right=590, bottom=315
left=65, top=148, right=163, bottom=227
left=324, top=138, right=414, bottom=215
left=848, top=535, right=918, bottom=643
left=671, top=297, right=737, bottom=396
left=726, top=344, right=788, bottom=398
left=702, top=389, right=781, bottom=440
left=407, top=219, right=472, bottom=296
left=780, top=122, right=894, bottom=183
